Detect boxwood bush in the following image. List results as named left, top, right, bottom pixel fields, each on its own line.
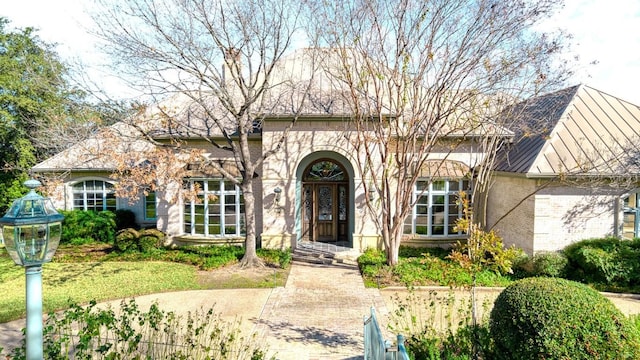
left=60, top=210, right=116, bottom=244
left=490, top=277, right=640, bottom=359
left=115, top=228, right=166, bottom=253
left=563, top=237, right=640, bottom=288
left=514, top=251, right=568, bottom=278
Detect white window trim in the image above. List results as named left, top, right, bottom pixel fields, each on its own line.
left=405, top=179, right=468, bottom=237
left=184, top=179, right=244, bottom=237
left=71, top=179, right=117, bottom=212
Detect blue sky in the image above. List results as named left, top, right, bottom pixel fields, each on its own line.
left=2, top=0, right=639, bottom=104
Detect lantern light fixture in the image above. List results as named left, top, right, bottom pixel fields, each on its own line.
left=0, top=179, right=64, bottom=360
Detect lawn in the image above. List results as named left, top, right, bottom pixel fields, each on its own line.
left=0, top=252, right=200, bottom=323
left=0, top=244, right=291, bottom=323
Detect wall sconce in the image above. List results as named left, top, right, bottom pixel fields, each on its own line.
left=274, top=187, right=282, bottom=203
left=273, top=187, right=282, bottom=213
left=368, top=185, right=376, bottom=201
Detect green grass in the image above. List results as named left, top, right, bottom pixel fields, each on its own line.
left=0, top=244, right=292, bottom=323
left=0, top=252, right=200, bottom=323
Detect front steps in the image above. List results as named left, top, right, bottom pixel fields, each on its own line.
left=292, top=242, right=361, bottom=266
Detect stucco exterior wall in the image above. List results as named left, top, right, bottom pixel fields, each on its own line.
left=260, top=118, right=381, bottom=251
left=486, top=174, right=537, bottom=254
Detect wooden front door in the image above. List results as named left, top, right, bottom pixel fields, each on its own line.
left=302, top=183, right=348, bottom=242
left=301, top=159, right=349, bottom=243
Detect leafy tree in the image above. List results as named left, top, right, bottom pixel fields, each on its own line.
left=0, top=18, right=105, bottom=211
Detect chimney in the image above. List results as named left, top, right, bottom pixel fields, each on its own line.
left=222, top=47, right=241, bottom=84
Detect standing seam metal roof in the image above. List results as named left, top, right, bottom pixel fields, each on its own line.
left=494, top=84, right=640, bottom=177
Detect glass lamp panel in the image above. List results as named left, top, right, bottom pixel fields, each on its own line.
left=16, top=224, right=48, bottom=265
left=2, top=225, right=23, bottom=265
left=44, top=222, right=62, bottom=262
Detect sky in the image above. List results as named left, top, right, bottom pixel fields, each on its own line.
left=1, top=0, right=639, bottom=104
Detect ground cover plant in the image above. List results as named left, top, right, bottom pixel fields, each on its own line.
left=358, top=247, right=516, bottom=288
left=5, top=299, right=274, bottom=360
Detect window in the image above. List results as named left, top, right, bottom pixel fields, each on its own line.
left=184, top=179, right=245, bottom=237
left=623, top=191, right=639, bottom=239
left=144, top=192, right=157, bottom=220
left=403, top=179, right=470, bottom=237
left=72, top=180, right=116, bottom=211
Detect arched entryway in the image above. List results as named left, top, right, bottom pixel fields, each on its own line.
left=296, top=153, right=355, bottom=247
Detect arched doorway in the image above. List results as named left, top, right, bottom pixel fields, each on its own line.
left=301, top=159, right=349, bottom=244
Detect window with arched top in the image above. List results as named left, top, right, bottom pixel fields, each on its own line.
left=72, top=180, right=116, bottom=212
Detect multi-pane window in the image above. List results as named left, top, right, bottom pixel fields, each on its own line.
left=184, top=179, right=245, bottom=237
left=404, top=179, right=470, bottom=237
left=144, top=192, right=157, bottom=220
left=72, top=180, right=116, bottom=211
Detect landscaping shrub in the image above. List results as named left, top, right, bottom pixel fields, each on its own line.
left=60, top=210, right=116, bottom=244
left=115, top=228, right=166, bottom=253
left=9, top=299, right=273, bottom=360
left=115, top=228, right=139, bottom=252
left=490, top=277, right=640, bottom=360
left=357, top=247, right=386, bottom=277
left=114, top=209, right=137, bottom=230
left=357, top=246, right=514, bottom=288
left=138, top=228, right=165, bottom=252
left=563, top=237, right=640, bottom=287
left=257, top=248, right=291, bottom=268
left=515, top=251, right=568, bottom=278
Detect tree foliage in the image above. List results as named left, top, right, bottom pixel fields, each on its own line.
left=0, top=18, right=108, bottom=211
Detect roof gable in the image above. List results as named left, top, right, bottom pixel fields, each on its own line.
left=495, top=85, right=640, bottom=177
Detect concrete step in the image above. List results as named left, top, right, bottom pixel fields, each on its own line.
left=292, top=247, right=359, bottom=267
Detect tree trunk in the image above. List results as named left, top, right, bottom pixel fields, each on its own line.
left=239, top=181, right=263, bottom=268
left=386, top=224, right=403, bottom=266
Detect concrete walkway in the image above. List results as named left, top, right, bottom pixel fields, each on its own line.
left=256, top=262, right=388, bottom=360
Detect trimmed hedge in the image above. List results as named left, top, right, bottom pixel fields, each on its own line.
left=563, top=237, right=640, bottom=287
left=490, top=277, right=640, bottom=359
left=515, top=251, right=568, bottom=278
left=115, top=228, right=166, bottom=253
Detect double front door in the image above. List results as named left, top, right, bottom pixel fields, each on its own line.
left=302, top=183, right=348, bottom=242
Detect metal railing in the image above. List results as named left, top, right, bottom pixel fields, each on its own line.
left=363, top=307, right=410, bottom=360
